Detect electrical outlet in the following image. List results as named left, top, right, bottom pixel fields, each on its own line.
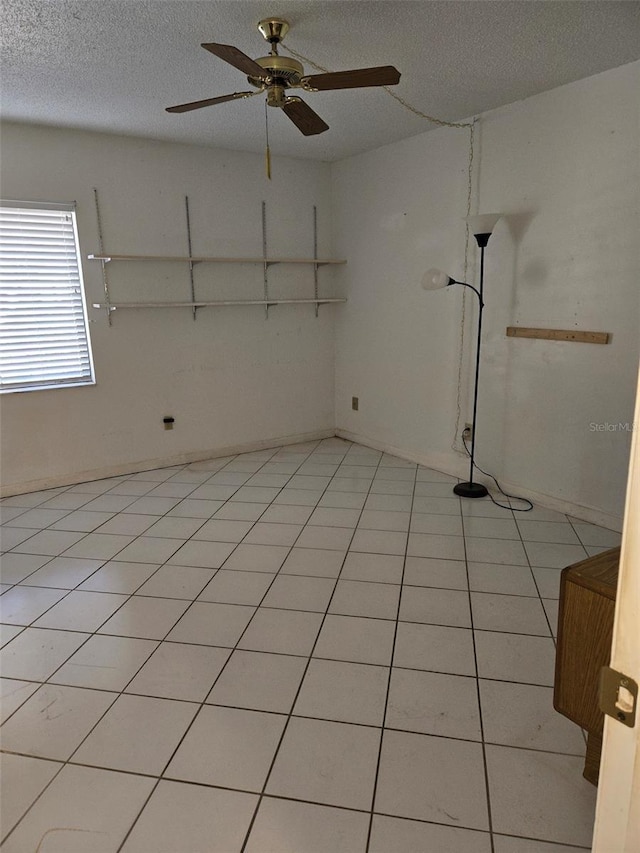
left=352, top=396, right=359, bottom=411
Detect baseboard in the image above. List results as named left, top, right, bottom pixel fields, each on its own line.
left=336, top=427, right=624, bottom=532
left=336, top=427, right=465, bottom=479
left=3, top=424, right=624, bottom=532
left=487, top=479, right=624, bottom=533
left=0, top=428, right=335, bottom=497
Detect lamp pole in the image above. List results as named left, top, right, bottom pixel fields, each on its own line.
left=453, top=234, right=489, bottom=498
left=422, top=213, right=501, bottom=499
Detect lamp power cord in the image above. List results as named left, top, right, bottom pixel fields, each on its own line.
left=461, top=431, right=533, bottom=512
left=283, top=43, right=527, bottom=515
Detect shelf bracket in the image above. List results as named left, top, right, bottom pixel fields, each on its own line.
left=93, top=188, right=112, bottom=325
left=313, top=205, right=319, bottom=318
left=262, top=201, right=269, bottom=319
left=185, top=195, right=197, bottom=321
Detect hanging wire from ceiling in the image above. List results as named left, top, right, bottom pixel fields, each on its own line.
left=282, top=41, right=477, bottom=454
left=457, top=119, right=476, bottom=455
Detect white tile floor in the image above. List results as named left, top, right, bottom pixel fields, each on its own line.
left=0, top=438, right=618, bottom=852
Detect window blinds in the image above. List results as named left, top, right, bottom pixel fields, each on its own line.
left=0, top=201, right=94, bottom=392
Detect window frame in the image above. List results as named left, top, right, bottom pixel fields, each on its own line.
left=0, top=199, right=96, bottom=394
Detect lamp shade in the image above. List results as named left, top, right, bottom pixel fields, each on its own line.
left=421, top=268, right=453, bottom=290
left=467, top=213, right=502, bottom=236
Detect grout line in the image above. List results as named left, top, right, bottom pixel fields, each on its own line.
left=115, top=440, right=349, bottom=852
left=2, top=714, right=588, bottom=758
left=6, top=652, right=563, bottom=689
left=0, top=570, right=196, bottom=845
left=0, top=444, right=318, bottom=848
left=3, top=571, right=567, bottom=597
left=512, top=515, right=559, bottom=647
left=0, top=734, right=598, bottom=853
left=460, top=498, right=501, bottom=853
left=0, top=755, right=592, bottom=852
left=363, top=460, right=418, bottom=852
left=1, top=448, right=327, bottom=645
left=237, top=449, right=387, bottom=853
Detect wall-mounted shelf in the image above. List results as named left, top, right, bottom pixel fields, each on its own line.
left=92, top=298, right=346, bottom=311
left=88, top=254, right=346, bottom=266
left=88, top=193, right=346, bottom=324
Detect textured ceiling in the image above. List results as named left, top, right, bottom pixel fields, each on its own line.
left=1, top=1, right=639, bottom=161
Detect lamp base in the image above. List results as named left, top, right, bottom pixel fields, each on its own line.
left=453, top=482, right=488, bottom=499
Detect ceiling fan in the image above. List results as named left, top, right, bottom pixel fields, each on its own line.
left=166, top=18, right=401, bottom=136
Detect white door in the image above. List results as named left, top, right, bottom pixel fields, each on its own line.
left=591, top=364, right=640, bottom=852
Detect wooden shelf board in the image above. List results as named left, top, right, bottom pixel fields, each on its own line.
left=506, top=326, right=610, bottom=344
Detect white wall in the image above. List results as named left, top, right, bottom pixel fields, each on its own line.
left=3, top=62, right=638, bottom=520
left=332, top=61, right=640, bottom=527
left=0, top=124, right=337, bottom=493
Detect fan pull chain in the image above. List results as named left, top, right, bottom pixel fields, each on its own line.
left=265, top=100, right=272, bottom=180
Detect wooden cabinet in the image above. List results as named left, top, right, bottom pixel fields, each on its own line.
left=553, top=546, right=620, bottom=785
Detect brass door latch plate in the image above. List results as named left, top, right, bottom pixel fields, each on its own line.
left=599, top=666, right=637, bottom=728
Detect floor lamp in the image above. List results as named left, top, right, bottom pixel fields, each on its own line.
left=422, top=213, right=502, bottom=498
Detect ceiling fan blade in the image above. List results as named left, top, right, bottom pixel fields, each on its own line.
left=201, top=42, right=270, bottom=80
left=282, top=97, right=329, bottom=136
left=301, top=65, right=400, bottom=91
left=166, top=91, right=258, bottom=113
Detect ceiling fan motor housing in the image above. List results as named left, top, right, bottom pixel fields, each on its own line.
left=248, top=55, right=304, bottom=92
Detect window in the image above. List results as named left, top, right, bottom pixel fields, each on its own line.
left=0, top=200, right=95, bottom=393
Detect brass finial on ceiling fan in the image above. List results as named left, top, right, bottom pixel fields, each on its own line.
left=256, top=18, right=290, bottom=47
